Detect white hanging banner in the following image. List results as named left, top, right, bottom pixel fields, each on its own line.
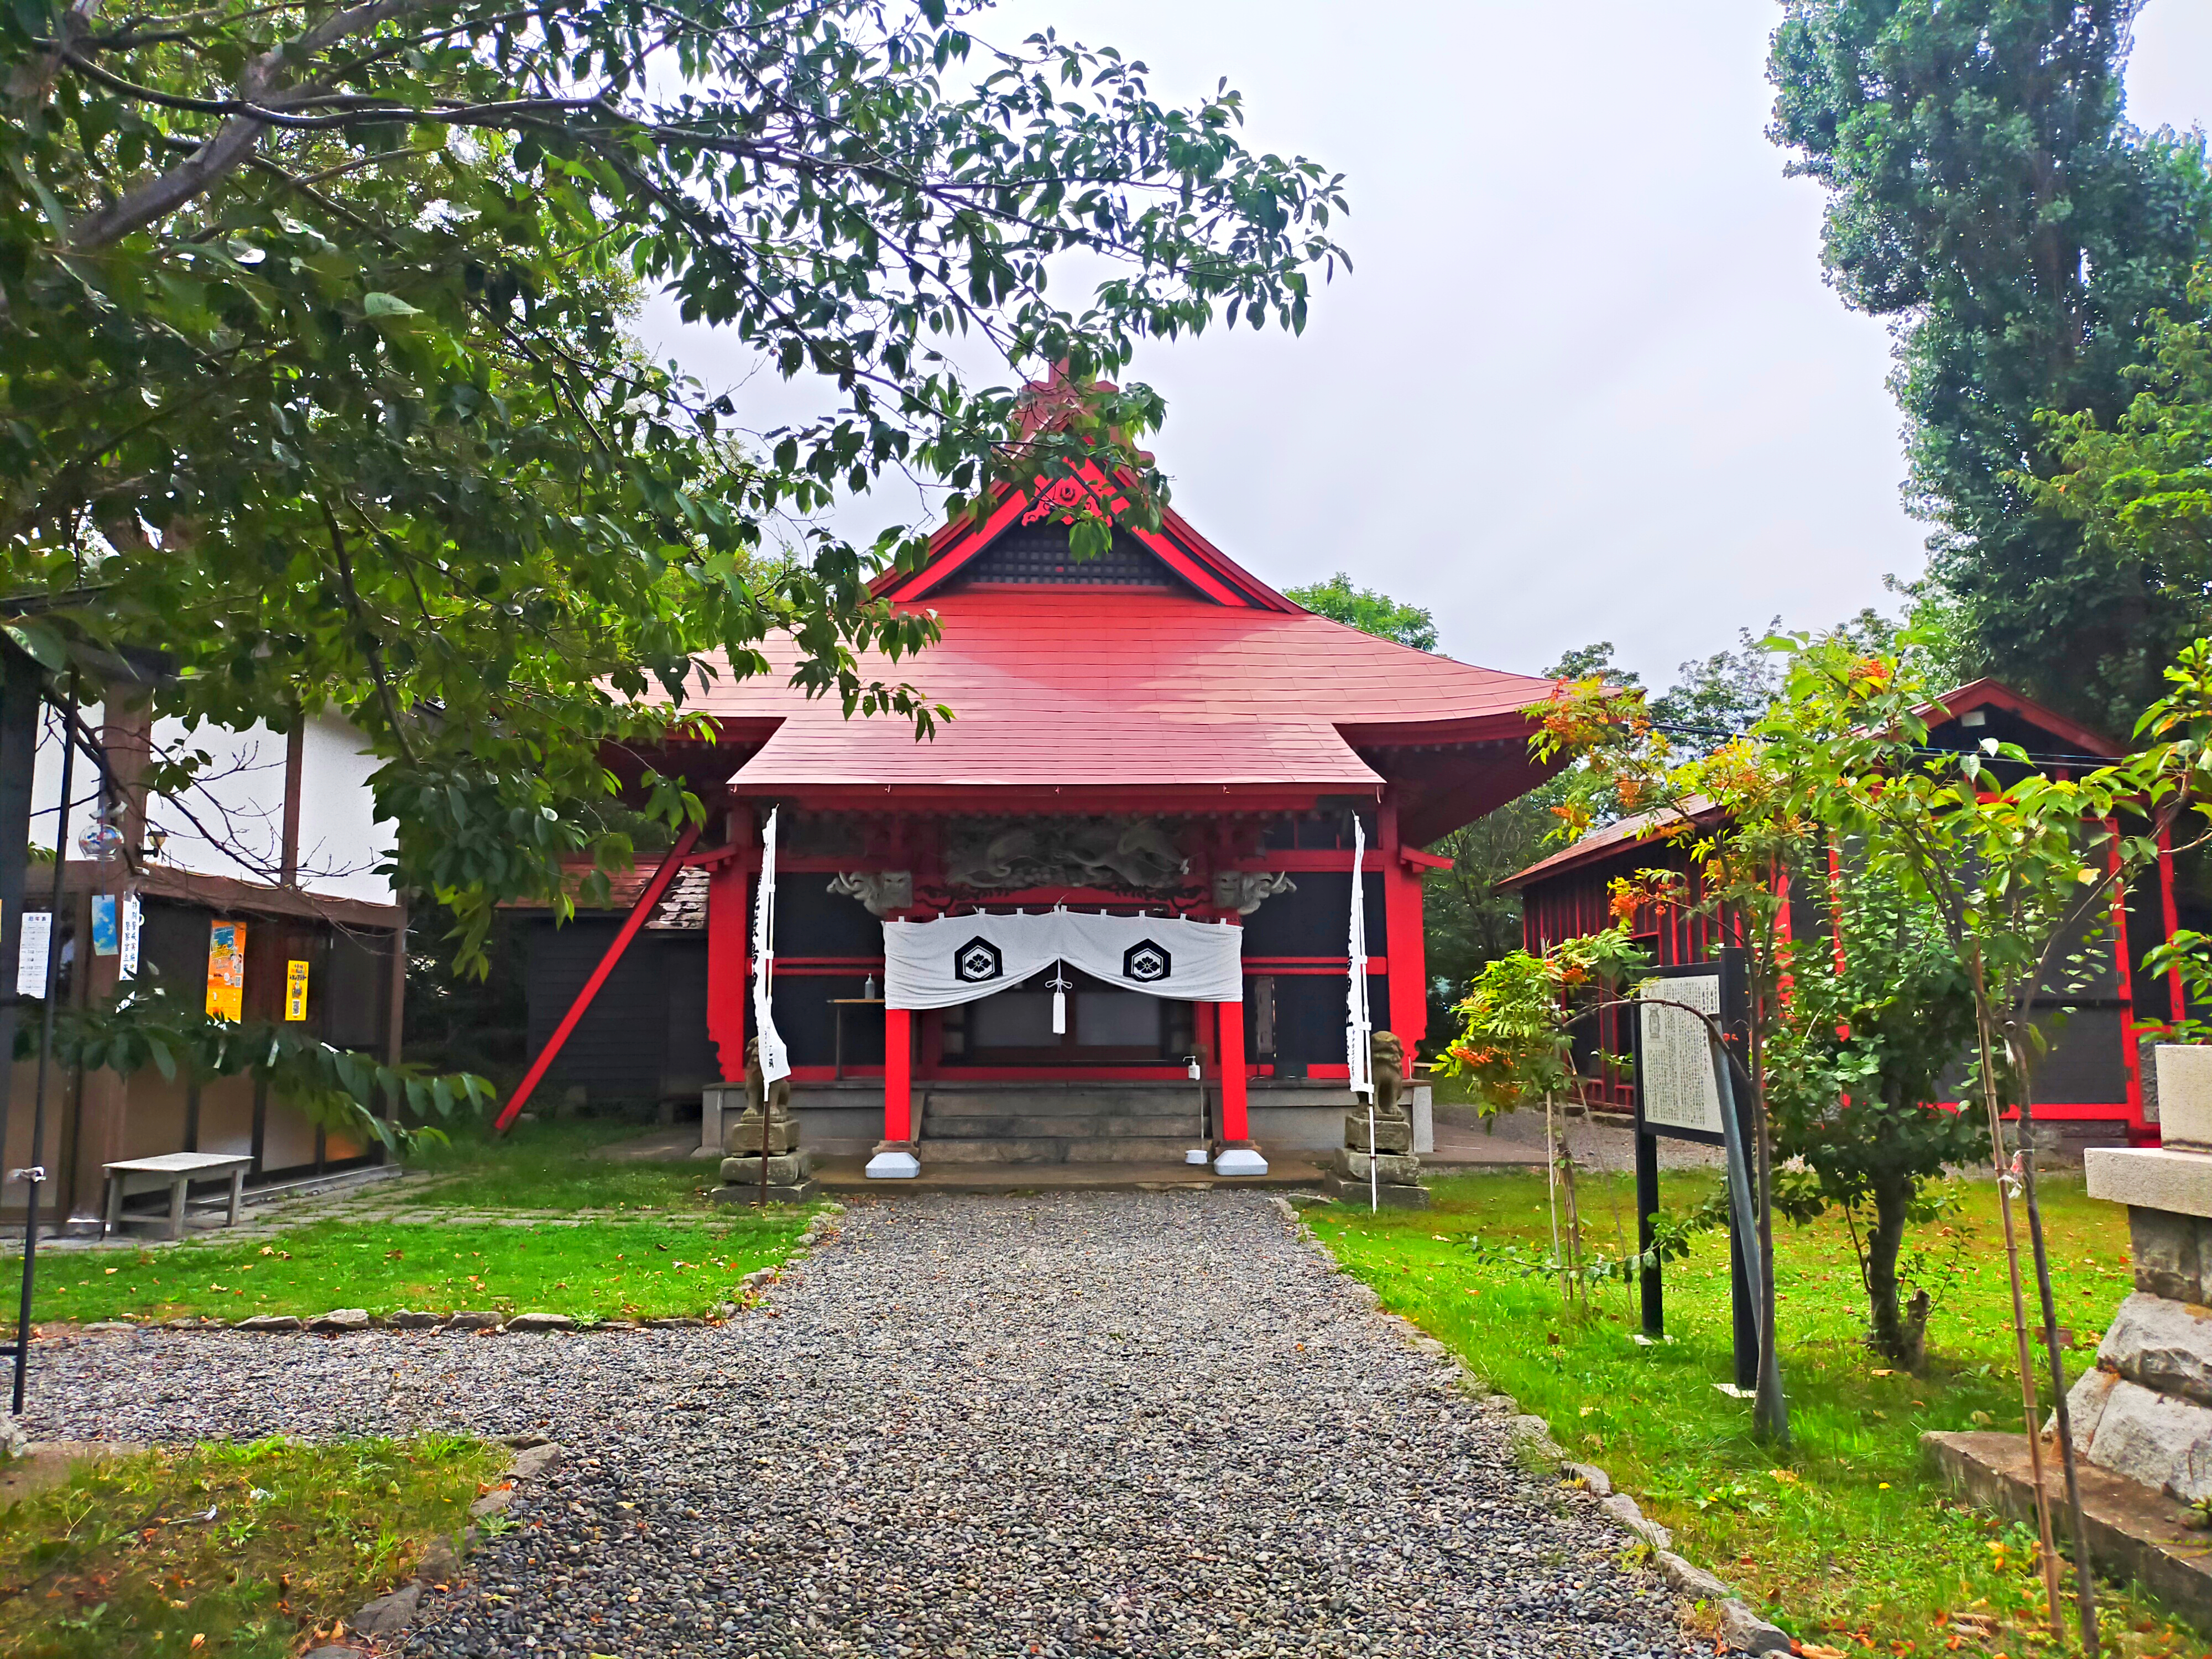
left=1347, top=816, right=1374, bottom=1102
left=751, top=808, right=791, bottom=1083
left=119, top=894, right=143, bottom=980
left=16, top=910, right=51, bottom=999
left=884, top=910, right=1243, bottom=1010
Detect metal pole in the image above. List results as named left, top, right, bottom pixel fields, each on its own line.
left=14, top=678, right=77, bottom=1413
left=1635, top=1125, right=1662, bottom=1338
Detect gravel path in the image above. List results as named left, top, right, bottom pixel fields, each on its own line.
left=24, top=1192, right=1691, bottom=1658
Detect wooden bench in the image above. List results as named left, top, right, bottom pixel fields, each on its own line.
left=101, top=1153, right=254, bottom=1242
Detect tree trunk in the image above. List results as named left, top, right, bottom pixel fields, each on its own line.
left=1865, top=1170, right=1928, bottom=1369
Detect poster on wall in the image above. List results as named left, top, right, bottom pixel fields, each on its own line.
left=206, top=920, right=247, bottom=1021
left=285, top=959, right=310, bottom=1021
left=90, top=894, right=119, bottom=957
left=119, top=894, right=142, bottom=979
left=15, top=910, right=51, bottom=998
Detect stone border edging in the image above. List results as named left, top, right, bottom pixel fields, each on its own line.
left=36, top=1203, right=851, bottom=1345
left=1266, top=1194, right=1794, bottom=1655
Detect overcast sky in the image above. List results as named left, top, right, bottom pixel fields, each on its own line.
left=642, top=1, right=2212, bottom=689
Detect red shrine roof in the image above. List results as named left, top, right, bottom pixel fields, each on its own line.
left=664, top=476, right=1562, bottom=841
left=1499, top=677, right=2122, bottom=891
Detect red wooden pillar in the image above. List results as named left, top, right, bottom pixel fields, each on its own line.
left=1217, top=997, right=1249, bottom=1142
left=2160, top=827, right=2185, bottom=1026
left=2109, top=818, right=2150, bottom=1141
left=1380, top=799, right=1427, bottom=1045
left=883, top=1007, right=912, bottom=1139
left=868, top=1006, right=920, bottom=1176
left=705, top=852, right=749, bottom=1084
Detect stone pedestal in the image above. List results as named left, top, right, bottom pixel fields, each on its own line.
left=2070, top=1046, right=2212, bottom=1503
left=726, top=1113, right=802, bottom=1157
left=866, top=1141, right=921, bottom=1179
left=1323, top=1109, right=1429, bottom=1208
left=712, top=1108, right=816, bottom=1203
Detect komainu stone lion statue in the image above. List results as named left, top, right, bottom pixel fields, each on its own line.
left=746, top=1036, right=791, bottom=1120
left=1370, top=1030, right=1408, bottom=1120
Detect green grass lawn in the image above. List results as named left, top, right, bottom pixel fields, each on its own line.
left=401, top=1115, right=722, bottom=1211
left=33, top=1116, right=816, bottom=1325
left=0, top=1434, right=506, bottom=1658
left=37, top=1213, right=809, bottom=1325
left=1312, top=1170, right=2205, bottom=1657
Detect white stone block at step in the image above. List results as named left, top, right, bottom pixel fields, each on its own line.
left=2085, top=1146, right=2212, bottom=1220
left=2076, top=1371, right=2212, bottom=1503
left=2157, top=1045, right=2212, bottom=1146
left=1214, top=1148, right=1269, bottom=1177
left=2094, top=1291, right=2212, bottom=1406
left=865, top=1150, right=921, bottom=1179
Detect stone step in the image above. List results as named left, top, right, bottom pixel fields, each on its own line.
left=921, top=1089, right=1201, bottom=1119
left=919, top=1136, right=1208, bottom=1165
left=920, top=1112, right=1200, bottom=1139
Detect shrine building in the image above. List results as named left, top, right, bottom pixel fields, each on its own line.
left=1501, top=679, right=2191, bottom=1152
left=510, top=471, right=1564, bottom=1175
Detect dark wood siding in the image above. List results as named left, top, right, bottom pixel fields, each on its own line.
left=524, top=919, right=708, bottom=1104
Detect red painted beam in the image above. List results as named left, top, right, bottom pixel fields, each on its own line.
left=495, top=822, right=703, bottom=1131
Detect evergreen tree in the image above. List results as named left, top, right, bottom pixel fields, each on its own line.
left=1769, top=0, right=2212, bottom=732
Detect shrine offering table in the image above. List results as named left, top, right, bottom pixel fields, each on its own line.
left=102, top=1152, right=253, bottom=1241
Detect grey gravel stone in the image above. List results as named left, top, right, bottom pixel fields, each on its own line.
left=23, top=1191, right=1694, bottom=1657
left=507, top=1442, right=562, bottom=1481
left=352, top=1580, right=420, bottom=1634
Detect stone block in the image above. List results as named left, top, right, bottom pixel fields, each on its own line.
left=1332, top=1149, right=1421, bottom=1185
left=2100, top=1291, right=2212, bottom=1407
left=446, top=1310, right=502, bottom=1331
left=386, top=1310, right=441, bottom=1331
left=2156, top=1046, right=2212, bottom=1149
left=1926, top=1428, right=2212, bottom=1635
left=1717, top=1600, right=1793, bottom=1655
left=2068, top=1364, right=2119, bottom=1447
left=1343, top=1114, right=1412, bottom=1154
left=719, top=1150, right=812, bottom=1186
left=233, top=1314, right=302, bottom=1333
left=2085, top=1147, right=2212, bottom=1222
left=2130, top=1208, right=2212, bottom=1304
left=309, top=1308, right=370, bottom=1334
left=725, top=1114, right=801, bottom=1157
left=505, top=1312, right=576, bottom=1334
left=2080, top=1375, right=2212, bottom=1503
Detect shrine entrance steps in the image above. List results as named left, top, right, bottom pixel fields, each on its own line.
left=918, top=1083, right=1207, bottom=1165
